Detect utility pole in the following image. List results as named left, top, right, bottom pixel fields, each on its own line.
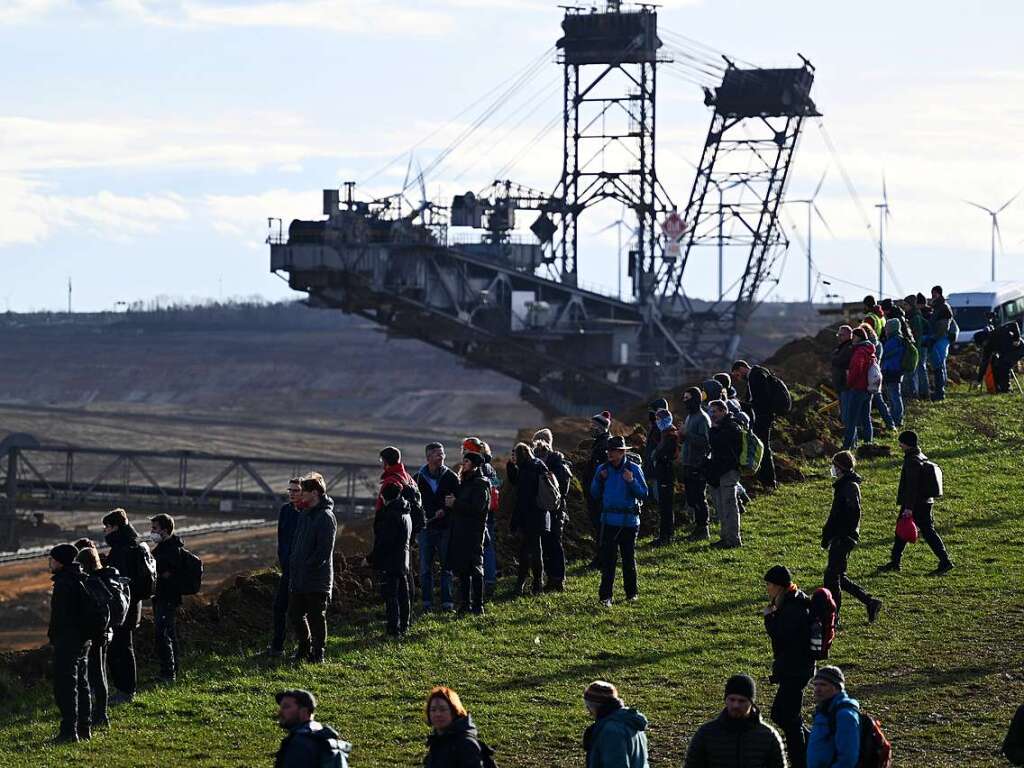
left=877, top=205, right=885, bottom=298
left=67, top=277, right=72, bottom=314
left=717, top=185, right=725, bottom=301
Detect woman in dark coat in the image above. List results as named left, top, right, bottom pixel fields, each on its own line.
left=444, top=453, right=491, bottom=615
left=423, top=686, right=495, bottom=768
left=505, top=442, right=551, bottom=596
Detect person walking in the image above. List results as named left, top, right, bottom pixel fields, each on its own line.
left=822, top=452, right=883, bottom=625
left=506, top=442, right=551, bottom=596
left=444, top=452, right=491, bottom=615
left=842, top=326, right=877, bottom=450
left=368, top=483, right=413, bottom=636
left=705, top=400, right=743, bottom=549
left=582, top=681, right=650, bottom=768
left=48, top=543, right=92, bottom=743
left=414, top=443, right=460, bottom=612
left=926, top=285, right=954, bottom=401
left=731, top=361, right=781, bottom=490
left=149, top=513, right=183, bottom=684
left=830, top=325, right=854, bottom=427
left=681, top=387, right=712, bottom=542
left=880, top=317, right=908, bottom=429
left=762, top=565, right=814, bottom=768
left=584, top=411, right=613, bottom=568
left=651, top=407, right=679, bottom=546
left=806, top=667, right=860, bottom=768
left=683, top=674, right=787, bottom=768
left=880, top=431, right=954, bottom=573
left=423, top=686, right=496, bottom=767
left=268, top=478, right=302, bottom=657
left=274, top=689, right=351, bottom=768
left=533, top=430, right=573, bottom=591
left=589, top=436, right=648, bottom=606
left=288, top=473, right=338, bottom=664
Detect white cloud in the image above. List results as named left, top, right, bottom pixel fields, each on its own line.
left=0, top=0, right=58, bottom=23
left=203, top=188, right=322, bottom=241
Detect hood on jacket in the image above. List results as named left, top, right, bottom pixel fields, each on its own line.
left=597, top=706, right=648, bottom=734
left=834, top=470, right=863, bottom=487
left=428, top=714, right=478, bottom=742
left=884, top=318, right=901, bottom=337
left=53, top=562, right=85, bottom=583
left=817, top=689, right=859, bottom=716
left=381, top=463, right=414, bottom=486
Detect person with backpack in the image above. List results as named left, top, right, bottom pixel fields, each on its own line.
left=704, top=401, right=743, bottom=550
left=1003, top=704, right=1024, bottom=765
left=822, top=452, right=883, bottom=625
left=149, top=513, right=184, bottom=684
left=506, top=442, right=552, bottom=596
left=731, top=361, right=784, bottom=491
left=842, top=326, right=878, bottom=451
left=762, top=565, right=814, bottom=768
left=806, top=667, right=860, bottom=768
left=680, top=387, right=712, bottom=542
left=101, top=507, right=153, bottom=704
left=76, top=545, right=127, bottom=731
left=369, top=483, right=413, bottom=636
left=582, top=680, right=650, bottom=768
left=533, top=430, right=573, bottom=591
left=879, top=431, right=954, bottom=574
left=423, top=686, right=497, bottom=767
left=48, top=543, right=94, bottom=743
left=683, top=673, right=787, bottom=768
left=268, top=477, right=303, bottom=657
left=590, top=436, right=648, bottom=606
left=444, top=451, right=491, bottom=615
left=651, top=407, right=679, bottom=546
left=414, top=442, right=460, bottom=612
left=880, top=318, right=910, bottom=429
left=289, top=473, right=338, bottom=664
left=274, top=689, right=351, bottom=768
left=585, top=411, right=613, bottom=568
left=859, top=323, right=895, bottom=436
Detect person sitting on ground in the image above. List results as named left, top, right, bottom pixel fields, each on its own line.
left=415, top=442, right=459, bottom=613
left=100, top=507, right=148, bottom=704
left=704, top=400, right=743, bottom=549
left=680, top=387, right=712, bottom=542
left=506, top=442, right=552, bottom=596
left=444, top=451, right=491, bottom=615
left=590, top=435, right=648, bottom=607
left=423, top=686, right=496, bottom=767
left=368, top=483, right=413, bottom=636
left=1003, top=703, right=1024, bottom=766
left=582, top=680, right=650, bottom=768
left=149, top=513, right=183, bottom=684
left=75, top=545, right=116, bottom=731
left=268, top=478, right=303, bottom=657
left=533, top=429, right=573, bottom=591
left=584, top=412, right=613, bottom=569
left=48, top=543, right=92, bottom=744
left=806, top=667, right=859, bottom=768
left=274, top=689, right=351, bottom=768
left=288, top=473, right=337, bottom=664
left=652, top=407, right=679, bottom=546
left=822, top=451, right=883, bottom=625
left=683, top=673, right=786, bottom=768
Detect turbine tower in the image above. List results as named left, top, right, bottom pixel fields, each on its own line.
left=874, top=177, right=892, bottom=298
left=787, top=170, right=833, bottom=302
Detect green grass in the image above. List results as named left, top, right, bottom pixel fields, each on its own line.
left=2, top=388, right=1023, bottom=767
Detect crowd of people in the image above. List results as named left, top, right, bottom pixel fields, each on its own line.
left=39, top=291, right=1024, bottom=766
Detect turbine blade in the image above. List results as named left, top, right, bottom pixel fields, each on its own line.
left=964, top=200, right=994, bottom=214
left=402, top=152, right=414, bottom=192
left=997, top=188, right=1023, bottom=214
left=882, top=174, right=888, bottom=205
left=812, top=170, right=827, bottom=201
left=814, top=204, right=836, bottom=238
left=995, top=217, right=1006, bottom=254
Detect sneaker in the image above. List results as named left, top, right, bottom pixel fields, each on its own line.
left=627, top=594, right=639, bottom=602
left=936, top=560, right=955, bottom=575
left=309, top=650, right=326, bottom=664
left=600, top=599, right=613, bottom=608
left=878, top=561, right=901, bottom=573
left=867, top=598, right=883, bottom=623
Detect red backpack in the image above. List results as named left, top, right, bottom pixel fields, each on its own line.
left=809, top=587, right=837, bottom=660
left=829, top=700, right=893, bottom=768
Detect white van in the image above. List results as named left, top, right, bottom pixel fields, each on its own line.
left=947, top=282, right=1024, bottom=344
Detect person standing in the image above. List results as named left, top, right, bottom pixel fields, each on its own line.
left=368, top=483, right=413, bottom=636
left=806, top=667, right=860, bottom=768
left=680, top=387, right=712, bottom=542
left=704, top=401, right=742, bottom=549
left=288, top=473, right=338, bottom=663
left=506, top=442, right=551, bottom=596
left=75, top=546, right=116, bottom=731
left=533, top=429, right=573, bottom=591
left=880, top=431, right=954, bottom=573
left=423, top=686, right=496, bottom=767
left=445, top=451, right=491, bottom=615
left=842, top=326, right=877, bottom=450
left=643, top=398, right=668, bottom=507
left=267, top=478, right=302, bottom=657
left=652, top=407, right=679, bottom=546
left=589, top=436, right=648, bottom=606
left=831, top=325, right=854, bottom=426
left=880, top=318, right=908, bottom=429
left=149, top=513, right=183, bottom=684
left=1003, top=703, right=1024, bottom=766
left=731, top=361, right=781, bottom=490
left=763, top=565, right=814, bottom=768
left=585, top=411, right=613, bottom=568
left=683, top=674, right=787, bottom=768
left=462, top=438, right=501, bottom=596
left=274, top=689, right=351, bottom=768
left=582, top=680, right=650, bottom=768
left=48, top=543, right=92, bottom=744
left=821, top=452, right=883, bottom=624
left=414, top=443, right=460, bottom=612
left=926, top=285, right=954, bottom=401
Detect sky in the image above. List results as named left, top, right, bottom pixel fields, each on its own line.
left=1, top=0, right=1023, bottom=311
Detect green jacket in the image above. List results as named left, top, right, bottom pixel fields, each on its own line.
left=586, top=708, right=649, bottom=768
left=908, top=309, right=929, bottom=349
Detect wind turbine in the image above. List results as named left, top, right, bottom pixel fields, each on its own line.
left=595, top=203, right=634, bottom=301
left=874, top=177, right=893, bottom=298
left=787, top=170, right=834, bottom=303
left=964, top=190, right=1021, bottom=282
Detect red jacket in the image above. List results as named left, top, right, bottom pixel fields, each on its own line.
left=846, top=342, right=876, bottom=391
left=376, top=463, right=415, bottom=511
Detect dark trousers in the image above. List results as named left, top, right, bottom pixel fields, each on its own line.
left=657, top=478, right=675, bottom=541
left=457, top=570, right=484, bottom=614
left=587, top=496, right=603, bottom=558
left=153, top=598, right=179, bottom=679
left=754, top=414, right=776, bottom=487
left=824, top=539, right=872, bottom=618
left=270, top=571, right=290, bottom=651
left=517, top=532, right=543, bottom=590
left=87, top=637, right=107, bottom=724
left=891, top=502, right=951, bottom=566
left=108, top=624, right=137, bottom=697
left=684, top=466, right=709, bottom=530
left=380, top=569, right=411, bottom=635
left=54, top=640, right=91, bottom=738
left=288, top=591, right=329, bottom=656
left=542, top=512, right=566, bottom=586
left=771, top=674, right=810, bottom=768
left=599, top=525, right=638, bottom=601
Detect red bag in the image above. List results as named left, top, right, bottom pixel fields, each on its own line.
left=896, top=513, right=919, bottom=543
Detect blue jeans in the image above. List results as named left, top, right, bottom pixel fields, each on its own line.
left=483, top=519, right=497, bottom=587
left=839, top=389, right=852, bottom=427
left=912, top=351, right=930, bottom=398
left=418, top=527, right=453, bottom=608
left=884, top=381, right=904, bottom=427
left=930, top=338, right=950, bottom=399
left=872, top=391, right=895, bottom=430
left=843, top=390, right=871, bottom=449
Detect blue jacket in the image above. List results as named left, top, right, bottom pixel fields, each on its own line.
left=881, top=335, right=905, bottom=376
left=586, top=707, right=650, bottom=768
left=590, top=459, right=647, bottom=528
left=277, top=502, right=299, bottom=573
left=807, top=691, right=860, bottom=768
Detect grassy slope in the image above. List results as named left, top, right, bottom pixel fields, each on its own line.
left=1, top=389, right=1022, bottom=767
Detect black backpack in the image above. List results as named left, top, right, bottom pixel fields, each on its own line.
left=177, top=547, right=204, bottom=596
left=402, top=483, right=426, bottom=534
left=94, top=571, right=130, bottom=628
left=131, top=543, right=158, bottom=600
left=78, top=576, right=112, bottom=640
left=766, top=372, right=792, bottom=416
left=918, top=460, right=944, bottom=499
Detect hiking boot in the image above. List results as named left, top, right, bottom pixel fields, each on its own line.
left=77, top=725, right=92, bottom=742
left=686, top=528, right=710, bottom=542
left=264, top=646, right=284, bottom=658
left=600, top=599, right=613, bottom=608
left=627, top=594, right=639, bottom=602
left=936, top=560, right=955, bottom=575
left=51, top=732, right=78, bottom=745
left=878, top=560, right=901, bottom=573
left=867, top=598, right=883, bottom=624
left=309, top=649, right=326, bottom=664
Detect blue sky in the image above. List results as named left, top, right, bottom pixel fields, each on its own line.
left=1, top=0, right=1023, bottom=311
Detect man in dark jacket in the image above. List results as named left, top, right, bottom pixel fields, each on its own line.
left=684, top=674, right=787, bottom=768
left=48, top=543, right=92, bottom=743
left=150, top=513, right=183, bottom=683
left=533, top=430, right=573, bottom=591
left=652, top=407, right=679, bottom=546
left=414, top=442, right=459, bottom=612
left=831, top=325, right=854, bottom=426
left=644, top=397, right=668, bottom=507
left=732, top=360, right=780, bottom=490
left=268, top=478, right=302, bottom=657
left=288, top=473, right=338, bottom=663
left=1004, top=704, right=1024, bottom=766
left=369, top=483, right=413, bottom=636
left=585, top=411, right=613, bottom=568
left=763, top=565, right=814, bottom=768
left=681, top=387, right=712, bottom=541
left=444, top=452, right=492, bottom=614
left=705, top=401, right=743, bottom=549
left=275, top=689, right=351, bottom=768
left=101, top=507, right=150, bottom=703
left=507, top=442, right=552, bottom=596
left=880, top=430, right=954, bottom=573
left=926, top=285, right=954, bottom=401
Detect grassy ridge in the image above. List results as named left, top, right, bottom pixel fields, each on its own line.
left=1, top=389, right=1023, bottom=767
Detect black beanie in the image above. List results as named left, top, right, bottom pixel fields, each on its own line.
left=725, top=674, right=756, bottom=702
left=684, top=387, right=702, bottom=413
left=50, top=543, right=78, bottom=567
left=462, top=451, right=485, bottom=467
left=898, top=430, right=918, bottom=449
left=763, top=565, right=792, bottom=587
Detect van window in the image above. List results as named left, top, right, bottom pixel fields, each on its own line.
left=1001, top=299, right=1023, bottom=322
left=953, top=306, right=991, bottom=331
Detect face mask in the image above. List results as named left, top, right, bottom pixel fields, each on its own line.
left=657, top=416, right=672, bottom=431
left=150, top=531, right=164, bottom=543
left=829, top=465, right=840, bottom=479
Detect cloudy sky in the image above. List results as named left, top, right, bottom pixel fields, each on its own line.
left=1, top=0, right=1022, bottom=311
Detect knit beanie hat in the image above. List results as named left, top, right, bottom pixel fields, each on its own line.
left=462, top=451, right=485, bottom=467
left=763, top=564, right=793, bottom=587
left=898, top=430, right=919, bottom=449
left=813, top=666, right=845, bottom=689
left=532, top=428, right=554, bottom=446
left=724, top=674, right=756, bottom=702
left=648, top=398, right=668, bottom=413
left=884, top=317, right=900, bottom=337
left=702, top=379, right=724, bottom=401
left=583, top=680, right=622, bottom=708
left=591, top=411, right=611, bottom=430
left=50, top=543, right=78, bottom=567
